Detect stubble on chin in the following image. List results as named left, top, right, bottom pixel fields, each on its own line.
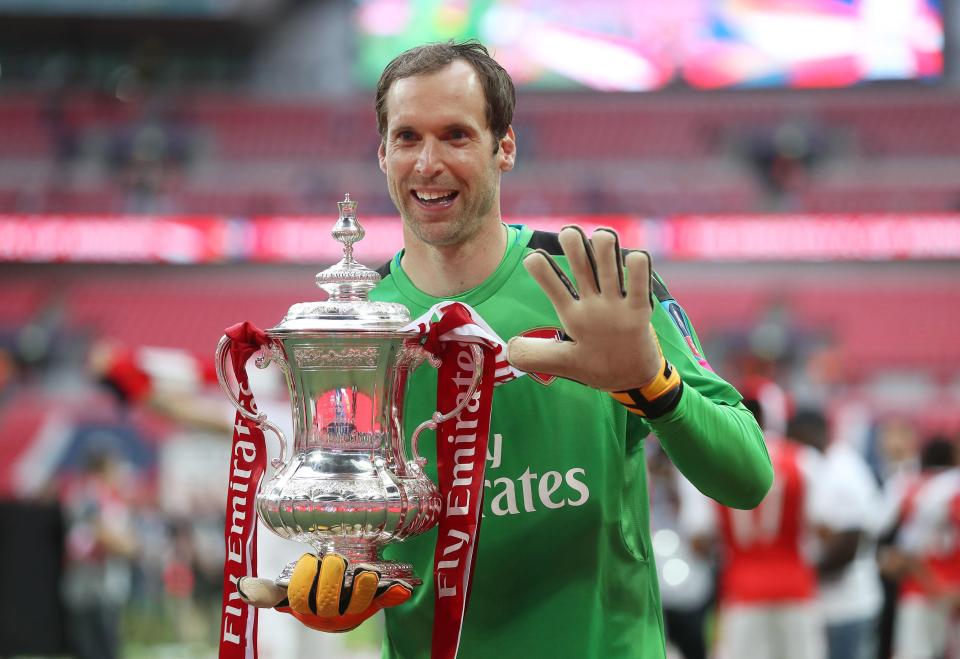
left=392, top=177, right=498, bottom=249
left=402, top=211, right=473, bottom=248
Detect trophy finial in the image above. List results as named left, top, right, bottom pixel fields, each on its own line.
left=316, top=193, right=380, bottom=300
left=333, top=193, right=364, bottom=261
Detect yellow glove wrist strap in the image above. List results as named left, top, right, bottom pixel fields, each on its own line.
left=610, top=357, right=682, bottom=418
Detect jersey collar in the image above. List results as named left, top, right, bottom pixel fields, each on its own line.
left=387, top=224, right=532, bottom=309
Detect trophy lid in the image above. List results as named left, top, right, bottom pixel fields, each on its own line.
left=268, top=194, right=411, bottom=333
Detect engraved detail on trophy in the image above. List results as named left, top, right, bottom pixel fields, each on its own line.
left=293, top=345, right=381, bottom=369
left=313, top=429, right=384, bottom=450
left=397, top=340, right=428, bottom=369
left=285, top=300, right=409, bottom=320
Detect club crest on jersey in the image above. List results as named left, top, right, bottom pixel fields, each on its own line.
left=516, top=327, right=563, bottom=385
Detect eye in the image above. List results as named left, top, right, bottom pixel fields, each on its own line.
left=447, top=128, right=469, bottom=142
left=395, top=130, right=417, bottom=143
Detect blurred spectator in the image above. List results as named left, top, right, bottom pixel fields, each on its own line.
left=647, top=440, right=715, bottom=659
left=61, top=449, right=138, bottom=659
left=91, top=340, right=354, bottom=657
left=877, top=419, right=921, bottom=481
left=708, top=386, right=826, bottom=659
left=790, top=409, right=884, bottom=659
left=740, top=119, right=828, bottom=212
left=108, top=112, right=191, bottom=214
left=874, top=418, right=924, bottom=659
left=38, top=58, right=81, bottom=179
left=884, top=436, right=960, bottom=659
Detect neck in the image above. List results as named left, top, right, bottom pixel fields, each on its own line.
left=401, top=221, right=508, bottom=297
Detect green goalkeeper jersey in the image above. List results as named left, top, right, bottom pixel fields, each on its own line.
left=370, top=225, right=772, bottom=659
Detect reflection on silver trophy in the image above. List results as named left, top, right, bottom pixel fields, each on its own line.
left=215, top=194, right=482, bottom=585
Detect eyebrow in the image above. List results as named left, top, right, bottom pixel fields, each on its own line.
left=390, top=122, right=475, bottom=135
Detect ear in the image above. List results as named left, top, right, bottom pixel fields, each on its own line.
left=378, top=141, right=387, bottom=174
left=498, top=126, right=516, bottom=172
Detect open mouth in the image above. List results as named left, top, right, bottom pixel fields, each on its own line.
left=412, top=190, right=458, bottom=207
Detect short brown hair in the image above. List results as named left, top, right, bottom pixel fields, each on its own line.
left=375, top=40, right=516, bottom=144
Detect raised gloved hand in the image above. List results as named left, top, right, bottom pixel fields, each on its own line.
left=507, top=226, right=682, bottom=418
left=237, top=553, right=412, bottom=633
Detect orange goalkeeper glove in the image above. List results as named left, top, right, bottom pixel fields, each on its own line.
left=237, top=553, right=412, bottom=633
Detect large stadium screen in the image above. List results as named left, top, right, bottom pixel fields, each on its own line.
left=355, top=0, right=944, bottom=91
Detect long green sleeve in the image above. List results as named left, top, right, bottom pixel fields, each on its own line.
left=649, top=386, right=772, bottom=509
left=641, top=281, right=773, bottom=509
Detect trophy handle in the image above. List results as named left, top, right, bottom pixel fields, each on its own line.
left=215, top=335, right=287, bottom=469
left=409, top=343, right=484, bottom=470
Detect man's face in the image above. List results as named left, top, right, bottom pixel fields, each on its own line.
left=378, top=60, right=515, bottom=248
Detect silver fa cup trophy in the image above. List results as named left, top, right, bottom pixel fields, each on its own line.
left=215, top=194, right=483, bottom=585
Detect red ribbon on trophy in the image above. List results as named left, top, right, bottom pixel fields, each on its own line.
left=405, top=302, right=521, bottom=659
left=218, top=322, right=269, bottom=659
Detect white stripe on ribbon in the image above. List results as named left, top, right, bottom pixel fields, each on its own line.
left=402, top=301, right=524, bottom=386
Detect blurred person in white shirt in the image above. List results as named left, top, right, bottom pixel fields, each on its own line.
left=647, top=440, right=715, bottom=659
left=789, top=408, right=884, bottom=659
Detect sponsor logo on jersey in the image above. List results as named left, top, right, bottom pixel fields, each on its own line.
left=515, top=327, right=563, bottom=385
left=482, top=433, right=591, bottom=517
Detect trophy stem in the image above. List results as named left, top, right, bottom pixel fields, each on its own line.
left=313, top=540, right=381, bottom=566
left=275, top=541, right=419, bottom=586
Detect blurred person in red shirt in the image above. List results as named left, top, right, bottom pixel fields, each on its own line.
left=884, top=436, right=960, bottom=659
left=698, top=379, right=826, bottom=659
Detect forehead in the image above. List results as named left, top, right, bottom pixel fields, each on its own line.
left=383, top=60, right=488, bottom=130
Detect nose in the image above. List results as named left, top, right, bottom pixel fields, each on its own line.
left=415, top=138, right=443, bottom=178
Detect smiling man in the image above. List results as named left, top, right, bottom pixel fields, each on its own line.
left=240, top=41, right=773, bottom=658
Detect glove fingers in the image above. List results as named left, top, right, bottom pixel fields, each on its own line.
left=523, top=250, right=578, bottom=313
left=280, top=578, right=414, bottom=633
left=558, top=226, right=601, bottom=296
left=592, top=228, right=625, bottom=297
left=287, top=553, right=322, bottom=615
left=315, top=553, right=348, bottom=617
left=507, top=336, right=580, bottom=381
left=236, top=576, right=287, bottom=608
left=344, top=568, right=379, bottom=615
left=624, top=250, right=654, bottom=311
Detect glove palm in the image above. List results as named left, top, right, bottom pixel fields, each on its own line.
left=508, top=226, right=662, bottom=392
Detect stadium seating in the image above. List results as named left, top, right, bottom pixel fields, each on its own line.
left=1, top=88, right=959, bottom=216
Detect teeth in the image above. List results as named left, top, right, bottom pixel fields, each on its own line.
left=416, top=190, right=454, bottom=201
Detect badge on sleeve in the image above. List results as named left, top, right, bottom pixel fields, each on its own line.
left=660, top=299, right=713, bottom=372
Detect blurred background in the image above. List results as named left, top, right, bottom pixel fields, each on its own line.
left=0, top=0, right=958, bottom=657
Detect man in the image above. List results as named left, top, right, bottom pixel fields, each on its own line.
left=887, top=437, right=960, bottom=659
left=62, top=450, right=138, bottom=659
left=709, top=385, right=825, bottom=659
left=788, top=409, right=883, bottom=659
left=647, top=440, right=715, bottom=659
left=240, top=41, right=772, bottom=658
